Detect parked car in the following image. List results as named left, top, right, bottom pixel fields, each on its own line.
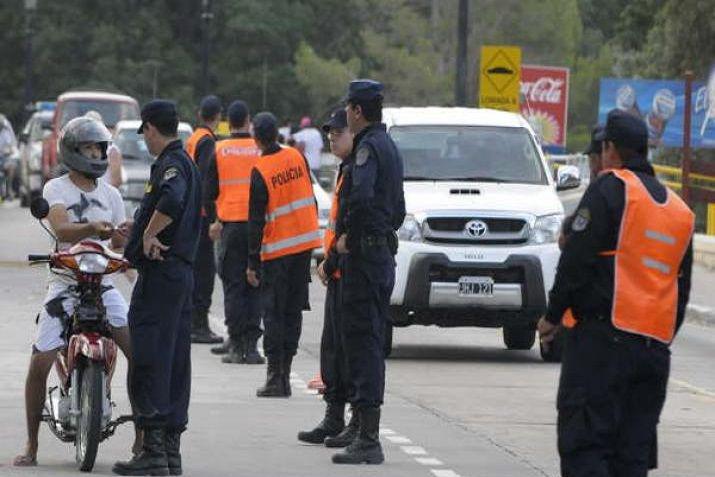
left=384, top=107, right=580, bottom=360
left=18, top=109, right=54, bottom=207
left=42, top=91, right=140, bottom=182
left=112, top=120, right=193, bottom=217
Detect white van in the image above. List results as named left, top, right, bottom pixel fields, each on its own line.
left=384, top=107, right=580, bottom=360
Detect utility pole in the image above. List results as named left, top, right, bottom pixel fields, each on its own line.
left=201, top=0, right=213, bottom=95
left=24, top=0, right=38, bottom=115
left=455, top=0, right=469, bottom=106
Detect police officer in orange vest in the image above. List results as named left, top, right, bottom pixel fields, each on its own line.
left=184, top=95, right=223, bottom=344
left=538, top=109, right=694, bottom=476
left=298, top=108, right=359, bottom=446
left=203, top=100, right=265, bottom=364
left=247, top=112, right=321, bottom=398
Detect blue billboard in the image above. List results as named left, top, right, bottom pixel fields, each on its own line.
left=598, top=76, right=715, bottom=149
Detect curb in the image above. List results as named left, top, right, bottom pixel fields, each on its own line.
left=686, top=304, right=715, bottom=328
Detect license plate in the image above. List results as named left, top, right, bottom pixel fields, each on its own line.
left=458, top=276, right=494, bottom=296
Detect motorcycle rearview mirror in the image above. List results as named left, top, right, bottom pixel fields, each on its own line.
left=30, top=197, right=50, bottom=219
left=30, top=197, right=59, bottom=250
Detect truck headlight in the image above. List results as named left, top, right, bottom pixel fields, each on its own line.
left=397, top=214, right=423, bottom=242
left=529, top=214, right=563, bottom=244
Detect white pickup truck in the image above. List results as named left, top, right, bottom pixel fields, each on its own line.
left=385, top=107, right=580, bottom=361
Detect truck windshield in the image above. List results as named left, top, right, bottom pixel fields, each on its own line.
left=60, top=100, right=140, bottom=129
left=390, top=125, right=547, bottom=185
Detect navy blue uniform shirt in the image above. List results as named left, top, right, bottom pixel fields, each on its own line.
left=340, top=123, right=405, bottom=251
left=125, top=139, right=202, bottom=267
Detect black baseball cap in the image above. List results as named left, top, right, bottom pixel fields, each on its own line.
left=595, top=109, right=648, bottom=153
left=322, top=108, right=348, bottom=132
left=137, top=100, right=178, bottom=134
left=584, top=125, right=604, bottom=155
left=199, top=95, right=222, bottom=119
left=252, top=112, right=278, bottom=142
left=345, top=79, right=384, bottom=103
left=227, top=100, right=249, bottom=128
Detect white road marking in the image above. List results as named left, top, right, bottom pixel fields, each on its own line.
left=431, top=470, right=461, bottom=477
left=379, top=428, right=396, bottom=436
left=385, top=435, right=413, bottom=444
left=671, top=379, right=715, bottom=400
left=415, top=457, right=444, bottom=466
left=401, top=446, right=428, bottom=455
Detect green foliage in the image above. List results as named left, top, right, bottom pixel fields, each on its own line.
left=0, top=0, right=711, bottom=153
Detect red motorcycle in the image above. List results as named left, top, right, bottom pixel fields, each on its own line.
left=29, top=198, right=133, bottom=472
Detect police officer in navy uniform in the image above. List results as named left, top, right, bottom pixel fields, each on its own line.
left=332, top=80, right=405, bottom=465
left=185, top=95, right=223, bottom=345
left=538, top=110, right=694, bottom=476
left=114, top=100, right=202, bottom=476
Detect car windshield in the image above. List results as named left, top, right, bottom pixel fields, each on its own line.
left=114, top=128, right=192, bottom=161
left=389, top=125, right=547, bottom=185
left=59, top=100, right=140, bottom=128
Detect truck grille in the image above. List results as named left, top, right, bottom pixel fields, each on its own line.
left=422, top=214, right=530, bottom=245
left=428, top=264, right=524, bottom=283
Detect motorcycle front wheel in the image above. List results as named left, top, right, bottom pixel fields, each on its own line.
left=75, top=360, right=103, bottom=472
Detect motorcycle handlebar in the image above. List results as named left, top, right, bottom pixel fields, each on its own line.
left=28, top=254, right=51, bottom=262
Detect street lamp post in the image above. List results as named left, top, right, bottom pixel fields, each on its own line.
left=455, top=0, right=469, bottom=106
left=24, top=0, right=38, bottom=115
left=201, top=0, right=213, bottom=96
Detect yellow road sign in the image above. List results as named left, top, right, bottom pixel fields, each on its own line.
left=479, top=45, right=521, bottom=112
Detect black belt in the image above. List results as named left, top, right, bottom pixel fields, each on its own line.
left=360, top=235, right=388, bottom=247
left=579, top=315, right=669, bottom=349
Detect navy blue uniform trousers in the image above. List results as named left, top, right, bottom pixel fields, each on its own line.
left=192, top=219, right=215, bottom=317
left=557, top=320, right=669, bottom=477
left=261, top=251, right=311, bottom=360
left=217, top=222, right=262, bottom=343
left=129, top=259, right=193, bottom=431
left=320, top=278, right=350, bottom=404
left=340, top=245, right=395, bottom=409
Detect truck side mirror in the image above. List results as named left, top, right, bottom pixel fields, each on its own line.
left=556, top=165, right=581, bottom=191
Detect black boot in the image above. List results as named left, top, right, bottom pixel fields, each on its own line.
left=332, top=407, right=384, bottom=465
left=113, top=427, right=170, bottom=475
left=282, top=354, right=293, bottom=397
left=243, top=337, right=266, bottom=365
left=256, top=359, right=288, bottom=397
left=297, top=401, right=345, bottom=444
left=325, top=407, right=359, bottom=448
left=191, top=311, right=223, bottom=344
left=165, top=430, right=182, bottom=476
left=221, top=338, right=246, bottom=364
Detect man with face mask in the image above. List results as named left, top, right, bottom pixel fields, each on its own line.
left=13, top=116, right=138, bottom=467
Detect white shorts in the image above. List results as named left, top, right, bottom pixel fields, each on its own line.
left=34, top=284, right=128, bottom=353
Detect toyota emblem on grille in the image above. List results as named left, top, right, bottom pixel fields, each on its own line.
left=464, top=220, right=488, bottom=238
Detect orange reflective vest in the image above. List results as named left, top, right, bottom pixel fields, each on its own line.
left=185, top=127, right=213, bottom=161
left=215, top=137, right=261, bottom=222
left=606, top=168, right=694, bottom=343
left=254, top=146, right=321, bottom=262
left=323, top=174, right=345, bottom=279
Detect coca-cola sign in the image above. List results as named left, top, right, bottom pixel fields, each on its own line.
left=520, top=65, right=570, bottom=148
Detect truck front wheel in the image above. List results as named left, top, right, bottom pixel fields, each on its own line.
left=503, top=326, right=536, bottom=350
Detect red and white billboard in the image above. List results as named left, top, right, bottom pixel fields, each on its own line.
left=520, top=65, right=570, bottom=148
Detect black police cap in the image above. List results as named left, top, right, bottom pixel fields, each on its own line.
left=199, top=95, right=222, bottom=119
left=252, top=112, right=278, bottom=142
left=322, top=108, right=348, bottom=133
left=345, top=79, right=384, bottom=103
left=584, top=124, right=604, bottom=155
left=137, top=100, right=178, bottom=134
left=227, top=100, right=249, bottom=128
left=595, top=109, right=648, bottom=153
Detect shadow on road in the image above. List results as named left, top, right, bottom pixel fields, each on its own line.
left=388, top=344, right=546, bottom=364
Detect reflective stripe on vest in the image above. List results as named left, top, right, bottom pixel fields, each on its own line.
left=608, top=168, right=695, bottom=343
left=254, top=146, right=321, bottom=261
left=323, top=175, right=345, bottom=279
left=185, top=128, right=212, bottom=161
left=215, top=137, right=260, bottom=222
